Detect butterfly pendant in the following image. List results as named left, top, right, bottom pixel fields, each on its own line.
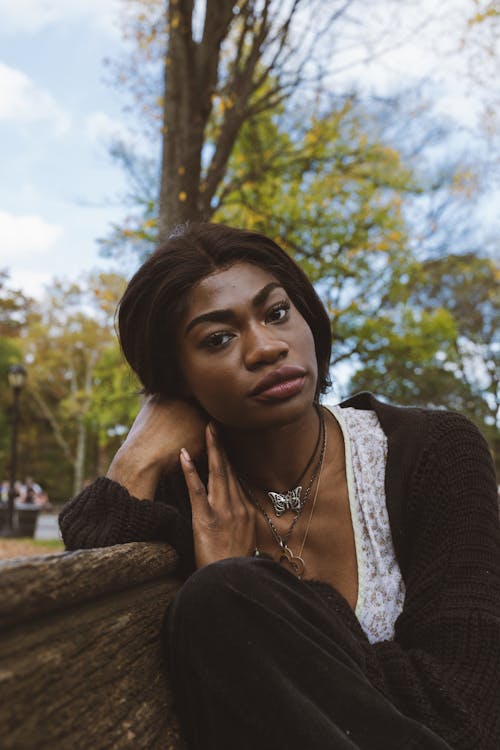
left=268, top=486, right=303, bottom=517
left=279, top=545, right=305, bottom=578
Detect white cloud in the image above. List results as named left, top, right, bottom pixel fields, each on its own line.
left=84, top=111, right=132, bottom=146
left=0, top=62, right=70, bottom=134
left=0, top=0, right=122, bottom=36
left=6, top=269, right=53, bottom=299
left=0, top=211, right=63, bottom=262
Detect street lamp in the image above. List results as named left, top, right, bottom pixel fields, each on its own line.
left=2, top=364, right=27, bottom=537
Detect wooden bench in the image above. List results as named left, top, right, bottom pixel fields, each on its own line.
left=0, top=543, right=187, bottom=750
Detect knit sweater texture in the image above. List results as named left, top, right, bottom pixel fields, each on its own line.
left=59, top=393, right=500, bottom=750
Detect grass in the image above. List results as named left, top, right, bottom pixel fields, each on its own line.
left=30, top=538, right=64, bottom=549
left=0, top=537, right=65, bottom=561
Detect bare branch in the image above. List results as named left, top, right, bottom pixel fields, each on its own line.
left=29, top=388, right=74, bottom=466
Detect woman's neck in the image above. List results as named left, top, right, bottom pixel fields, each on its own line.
left=222, top=404, right=320, bottom=491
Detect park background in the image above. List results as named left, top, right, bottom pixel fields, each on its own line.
left=0, top=0, right=498, bottom=507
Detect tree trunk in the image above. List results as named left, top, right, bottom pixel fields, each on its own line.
left=158, top=0, right=237, bottom=240
left=73, top=417, right=86, bottom=495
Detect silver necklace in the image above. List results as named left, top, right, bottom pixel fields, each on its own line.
left=243, top=405, right=323, bottom=517
left=239, top=410, right=326, bottom=577
left=266, top=406, right=323, bottom=516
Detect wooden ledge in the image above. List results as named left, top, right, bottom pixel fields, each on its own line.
left=0, top=542, right=179, bottom=629
left=0, top=543, right=185, bottom=749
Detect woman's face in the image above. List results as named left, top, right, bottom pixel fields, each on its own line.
left=177, top=262, right=318, bottom=430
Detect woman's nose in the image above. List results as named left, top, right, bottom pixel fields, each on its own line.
left=243, top=324, right=289, bottom=369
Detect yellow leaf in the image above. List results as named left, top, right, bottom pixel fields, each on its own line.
left=179, top=191, right=187, bottom=202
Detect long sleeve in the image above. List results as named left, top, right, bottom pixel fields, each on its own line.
left=370, top=412, right=500, bottom=749
left=59, top=473, right=196, bottom=577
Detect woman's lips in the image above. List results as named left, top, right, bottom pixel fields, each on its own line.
left=250, top=366, right=307, bottom=401
left=252, top=376, right=306, bottom=401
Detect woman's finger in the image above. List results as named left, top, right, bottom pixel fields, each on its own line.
left=209, top=426, right=255, bottom=518
left=206, top=423, right=232, bottom=511
left=179, top=448, right=211, bottom=519
left=183, top=429, right=257, bottom=569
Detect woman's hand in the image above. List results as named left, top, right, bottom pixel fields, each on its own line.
left=107, top=396, right=207, bottom=499
left=180, top=423, right=257, bottom=569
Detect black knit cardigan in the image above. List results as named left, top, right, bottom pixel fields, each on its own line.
left=59, top=393, right=500, bottom=749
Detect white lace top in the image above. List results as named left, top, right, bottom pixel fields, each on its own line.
left=327, top=405, right=406, bottom=643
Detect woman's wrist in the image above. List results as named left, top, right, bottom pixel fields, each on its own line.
left=104, top=396, right=207, bottom=500
left=106, top=444, right=177, bottom=500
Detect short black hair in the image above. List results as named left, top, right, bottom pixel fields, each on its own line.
left=118, top=222, right=332, bottom=399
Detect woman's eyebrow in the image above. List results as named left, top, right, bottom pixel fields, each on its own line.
left=252, top=282, right=283, bottom=309
left=185, top=309, right=234, bottom=334
left=185, top=282, right=284, bottom=334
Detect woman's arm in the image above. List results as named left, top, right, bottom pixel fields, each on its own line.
left=58, top=397, right=207, bottom=573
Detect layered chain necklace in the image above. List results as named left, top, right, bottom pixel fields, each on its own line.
left=266, top=404, right=323, bottom=517
left=240, top=404, right=323, bottom=518
left=239, top=408, right=327, bottom=578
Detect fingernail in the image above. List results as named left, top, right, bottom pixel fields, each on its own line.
left=180, top=447, right=191, bottom=462
left=209, top=422, right=217, bottom=437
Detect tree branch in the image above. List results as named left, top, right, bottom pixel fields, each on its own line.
left=29, top=387, right=74, bottom=467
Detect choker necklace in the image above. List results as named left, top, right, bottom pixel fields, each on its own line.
left=240, top=409, right=327, bottom=577
left=243, top=405, right=324, bottom=517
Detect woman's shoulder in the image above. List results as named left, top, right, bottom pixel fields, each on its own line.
left=334, top=391, right=484, bottom=444
left=333, top=392, right=494, bottom=500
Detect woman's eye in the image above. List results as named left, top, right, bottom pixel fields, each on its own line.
left=267, top=301, right=290, bottom=323
left=203, top=331, right=233, bottom=349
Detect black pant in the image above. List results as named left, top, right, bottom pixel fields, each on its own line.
left=165, top=557, right=452, bottom=750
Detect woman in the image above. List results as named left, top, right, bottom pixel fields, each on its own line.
left=59, top=222, right=500, bottom=750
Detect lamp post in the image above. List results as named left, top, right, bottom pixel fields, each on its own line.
left=3, top=364, right=27, bottom=536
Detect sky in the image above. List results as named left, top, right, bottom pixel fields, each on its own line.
left=0, top=0, right=132, bottom=298
left=0, top=0, right=497, bottom=301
